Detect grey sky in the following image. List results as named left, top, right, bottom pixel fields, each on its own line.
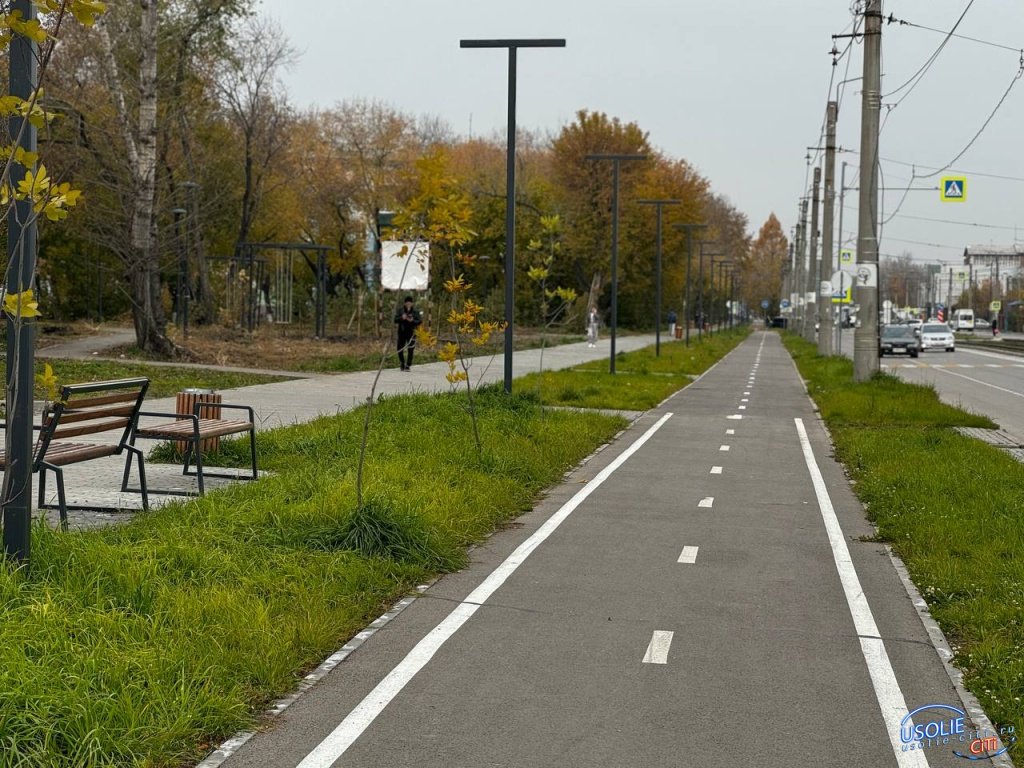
left=258, top=0, right=1024, bottom=273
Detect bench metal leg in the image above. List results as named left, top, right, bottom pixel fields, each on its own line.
left=39, top=463, right=68, bottom=532
left=124, top=445, right=149, bottom=512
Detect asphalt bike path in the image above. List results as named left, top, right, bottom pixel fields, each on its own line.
left=217, top=331, right=995, bottom=767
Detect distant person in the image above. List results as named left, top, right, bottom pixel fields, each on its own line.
left=992, top=317, right=999, bottom=337
left=667, top=309, right=678, bottom=339
left=394, top=295, right=422, bottom=370
left=587, top=307, right=600, bottom=348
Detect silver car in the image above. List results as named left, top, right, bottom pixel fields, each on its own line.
left=920, top=322, right=955, bottom=352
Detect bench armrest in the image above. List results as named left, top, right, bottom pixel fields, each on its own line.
left=138, top=410, right=199, bottom=424
left=193, top=402, right=255, bottom=423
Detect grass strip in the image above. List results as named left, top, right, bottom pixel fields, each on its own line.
left=782, top=334, right=1024, bottom=757
left=0, top=388, right=625, bottom=766
left=12, top=359, right=290, bottom=399
left=517, top=327, right=752, bottom=410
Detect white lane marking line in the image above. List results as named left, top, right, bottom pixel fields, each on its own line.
left=743, top=391, right=750, bottom=395
left=642, top=631, right=674, bottom=664
left=698, top=496, right=714, bottom=508
left=933, top=366, right=1024, bottom=399
left=678, top=546, right=699, bottom=564
left=294, top=415, right=675, bottom=768
left=794, top=418, right=928, bottom=768
left=726, top=429, right=735, bottom=435
left=741, top=398, right=749, bottom=402
left=727, top=415, right=743, bottom=420
left=710, top=466, right=723, bottom=474
left=738, top=405, right=747, bottom=410
left=719, top=445, right=730, bottom=451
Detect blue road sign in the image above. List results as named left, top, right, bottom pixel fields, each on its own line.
left=781, top=299, right=791, bottom=309
left=761, top=299, right=770, bottom=309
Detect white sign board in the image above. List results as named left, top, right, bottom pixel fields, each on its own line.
left=381, top=241, right=430, bottom=291
left=854, top=263, right=877, bottom=288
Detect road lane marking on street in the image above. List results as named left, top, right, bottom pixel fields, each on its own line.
left=738, top=405, right=746, bottom=410
left=710, top=466, right=723, bottom=474
left=741, top=398, right=749, bottom=402
left=727, top=415, right=743, bottom=420
left=726, top=429, right=735, bottom=435
left=698, top=497, right=714, bottom=508
left=292, top=414, right=675, bottom=768
left=677, top=546, right=699, bottom=564
left=642, top=631, right=674, bottom=664
left=743, top=391, right=750, bottom=395
left=933, top=366, right=1024, bottom=399
left=794, top=418, right=928, bottom=768
left=719, top=445, right=730, bottom=451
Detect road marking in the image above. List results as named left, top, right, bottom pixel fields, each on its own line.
left=710, top=466, right=723, bottom=474
left=741, top=398, right=749, bottom=402
left=727, top=415, right=743, bottom=420
left=642, top=631, right=674, bottom=664
left=719, top=445, right=730, bottom=451
left=698, top=496, right=714, bottom=508
left=933, top=366, right=1024, bottom=399
left=738, top=405, right=746, bottom=410
left=677, top=546, right=699, bottom=564
left=293, top=414, right=675, bottom=768
left=726, top=429, right=735, bottom=435
left=743, top=391, right=751, bottom=395
left=794, top=418, right=928, bottom=768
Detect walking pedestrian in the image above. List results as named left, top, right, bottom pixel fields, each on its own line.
left=667, top=309, right=678, bottom=339
left=394, top=295, right=422, bottom=370
left=587, top=307, right=600, bottom=348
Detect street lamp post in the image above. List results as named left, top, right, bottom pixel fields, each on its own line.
left=461, top=38, right=566, bottom=394
left=637, top=199, right=681, bottom=356
left=674, top=223, right=707, bottom=347
left=585, top=153, right=647, bottom=373
left=697, top=243, right=722, bottom=341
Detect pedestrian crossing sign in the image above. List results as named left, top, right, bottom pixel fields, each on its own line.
left=941, top=176, right=967, bottom=202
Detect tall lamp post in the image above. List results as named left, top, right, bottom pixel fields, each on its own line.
left=697, top=242, right=722, bottom=341
left=674, top=223, right=707, bottom=347
left=586, top=153, right=647, bottom=373
left=461, top=38, right=566, bottom=394
left=5, top=0, right=38, bottom=562
left=637, top=199, right=681, bottom=356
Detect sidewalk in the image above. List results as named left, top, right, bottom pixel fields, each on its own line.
left=215, top=330, right=985, bottom=768
left=37, top=334, right=658, bottom=528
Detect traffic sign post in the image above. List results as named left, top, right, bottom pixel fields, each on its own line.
left=941, top=176, right=967, bottom=202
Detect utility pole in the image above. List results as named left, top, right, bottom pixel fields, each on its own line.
left=853, top=0, right=883, bottom=382
left=638, top=199, right=681, bottom=356
left=797, top=198, right=809, bottom=334
left=586, top=153, right=647, bottom=373
left=804, top=166, right=821, bottom=343
left=819, top=101, right=838, bottom=355
left=674, top=223, right=706, bottom=346
left=836, top=161, right=847, bottom=353
left=4, top=0, right=38, bottom=563
left=460, top=38, right=566, bottom=393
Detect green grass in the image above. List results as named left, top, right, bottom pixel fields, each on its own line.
left=19, top=360, right=290, bottom=399
left=518, top=327, right=752, bottom=410
left=0, top=388, right=624, bottom=766
left=783, top=334, right=1024, bottom=756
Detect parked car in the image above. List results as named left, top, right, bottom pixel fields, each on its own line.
left=919, top=322, right=955, bottom=352
left=906, top=318, right=924, bottom=336
left=974, top=317, right=990, bottom=330
left=879, top=324, right=920, bottom=358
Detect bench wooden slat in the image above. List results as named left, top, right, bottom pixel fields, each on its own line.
left=51, top=418, right=130, bottom=440
left=50, top=404, right=137, bottom=426
left=0, top=441, right=118, bottom=468
left=63, top=390, right=145, bottom=409
left=135, top=418, right=252, bottom=440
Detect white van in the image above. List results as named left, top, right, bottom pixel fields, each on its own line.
left=952, top=309, right=974, bottom=331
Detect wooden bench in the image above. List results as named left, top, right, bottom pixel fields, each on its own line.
left=122, top=400, right=257, bottom=496
left=0, top=378, right=151, bottom=530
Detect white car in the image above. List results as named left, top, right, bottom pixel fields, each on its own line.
left=920, top=322, right=955, bottom=352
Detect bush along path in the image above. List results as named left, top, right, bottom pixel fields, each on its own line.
left=783, top=334, right=1024, bottom=761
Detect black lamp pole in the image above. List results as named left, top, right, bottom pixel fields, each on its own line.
left=637, top=199, right=681, bottom=356
left=674, top=223, right=707, bottom=347
left=586, top=153, right=647, bottom=373
left=461, top=38, right=565, bottom=393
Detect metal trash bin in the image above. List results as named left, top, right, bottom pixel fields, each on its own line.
left=175, top=388, right=222, bottom=454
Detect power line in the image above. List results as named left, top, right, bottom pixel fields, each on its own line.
left=883, top=1, right=976, bottom=102
left=892, top=15, right=1024, bottom=56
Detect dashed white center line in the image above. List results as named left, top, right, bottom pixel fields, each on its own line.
left=677, top=546, right=699, bottom=564
left=726, top=429, right=735, bottom=435
left=743, top=391, right=750, bottom=395
left=698, top=496, right=714, bottom=508
left=741, top=398, right=749, bottom=402
left=719, top=445, right=730, bottom=451
left=738, top=405, right=746, bottom=410
left=727, top=415, right=743, bottom=420
left=642, top=631, right=674, bottom=664
left=710, top=466, right=723, bottom=474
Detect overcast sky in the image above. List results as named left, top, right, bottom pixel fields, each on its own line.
left=258, top=0, right=1024, bottom=274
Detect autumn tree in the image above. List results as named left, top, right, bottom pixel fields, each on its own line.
left=738, top=213, right=788, bottom=314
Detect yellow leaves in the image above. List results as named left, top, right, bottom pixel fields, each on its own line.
left=539, top=214, right=561, bottom=234
left=443, top=274, right=470, bottom=294
left=35, top=363, right=59, bottom=402
left=445, top=370, right=468, bottom=384
left=4, top=164, right=83, bottom=221
left=3, top=289, right=40, bottom=319
left=67, top=0, right=107, bottom=26
left=527, top=266, right=549, bottom=282
left=4, top=11, right=47, bottom=43
left=414, top=326, right=438, bottom=350
left=437, top=342, right=459, bottom=364
left=547, top=286, right=578, bottom=303
left=447, top=299, right=483, bottom=333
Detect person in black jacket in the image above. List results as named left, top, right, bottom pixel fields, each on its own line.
left=394, top=295, right=422, bottom=370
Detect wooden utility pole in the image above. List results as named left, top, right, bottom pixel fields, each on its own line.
left=804, top=166, right=821, bottom=342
